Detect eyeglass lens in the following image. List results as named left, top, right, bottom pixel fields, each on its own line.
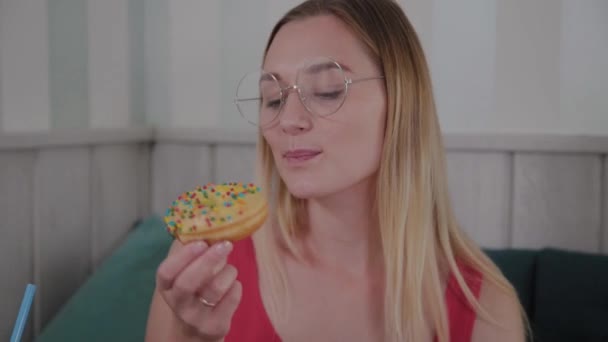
left=235, top=58, right=347, bottom=126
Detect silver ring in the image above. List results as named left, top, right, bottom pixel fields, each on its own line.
left=198, top=296, right=216, bottom=308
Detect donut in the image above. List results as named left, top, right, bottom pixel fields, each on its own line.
left=164, top=182, right=268, bottom=244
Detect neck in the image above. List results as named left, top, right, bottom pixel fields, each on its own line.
left=300, top=178, right=383, bottom=277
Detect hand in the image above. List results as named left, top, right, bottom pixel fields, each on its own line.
left=156, top=241, right=242, bottom=341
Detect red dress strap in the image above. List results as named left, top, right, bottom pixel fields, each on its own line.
left=444, top=263, right=483, bottom=342
left=224, top=237, right=280, bottom=342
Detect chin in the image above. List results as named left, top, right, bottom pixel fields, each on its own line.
left=282, top=177, right=332, bottom=199
left=284, top=180, right=320, bottom=199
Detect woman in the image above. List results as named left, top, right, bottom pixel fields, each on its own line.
left=146, top=0, right=527, bottom=341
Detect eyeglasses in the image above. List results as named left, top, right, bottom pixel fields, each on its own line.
left=234, top=56, right=384, bottom=127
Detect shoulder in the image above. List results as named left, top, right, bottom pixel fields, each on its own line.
left=470, top=277, right=526, bottom=342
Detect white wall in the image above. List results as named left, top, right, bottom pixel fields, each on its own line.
left=0, top=0, right=607, bottom=135
left=404, top=0, right=607, bottom=135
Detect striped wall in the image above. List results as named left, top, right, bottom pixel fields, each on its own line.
left=0, top=0, right=607, bottom=134
left=0, top=129, right=152, bottom=341
left=0, top=0, right=51, bottom=131
left=0, top=0, right=144, bottom=132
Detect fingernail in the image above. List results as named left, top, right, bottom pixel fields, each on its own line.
left=191, top=241, right=207, bottom=253
left=213, top=241, right=233, bottom=256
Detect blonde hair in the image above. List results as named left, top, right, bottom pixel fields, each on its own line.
left=253, top=0, right=528, bottom=341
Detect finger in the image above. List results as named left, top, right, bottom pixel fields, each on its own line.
left=212, top=280, right=242, bottom=319
left=198, top=265, right=238, bottom=308
left=157, top=241, right=208, bottom=290
left=172, top=241, right=233, bottom=296
left=195, top=280, right=243, bottom=339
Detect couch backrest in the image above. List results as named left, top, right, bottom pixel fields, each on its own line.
left=486, top=248, right=608, bottom=342
left=533, top=249, right=608, bottom=341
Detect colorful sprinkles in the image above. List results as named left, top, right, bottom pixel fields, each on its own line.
left=164, top=182, right=262, bottom=236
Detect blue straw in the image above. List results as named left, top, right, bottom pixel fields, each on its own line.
left=10, top=284, right=36, bottom=342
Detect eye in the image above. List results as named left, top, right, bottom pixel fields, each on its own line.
left=314, top=90, right=343, bottom=100
left=265, top=99, right=281, bottom=109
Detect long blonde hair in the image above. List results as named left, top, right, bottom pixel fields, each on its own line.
left=253, top=0, right=527, bottom=341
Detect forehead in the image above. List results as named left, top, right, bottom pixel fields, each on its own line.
left=263, top=15, right=375, bottom=76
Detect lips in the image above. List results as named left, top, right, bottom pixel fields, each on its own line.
left=283, top=149, right=322, bottom=162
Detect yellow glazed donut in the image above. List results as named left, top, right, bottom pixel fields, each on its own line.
left=164, top=182, right=268, bottom=244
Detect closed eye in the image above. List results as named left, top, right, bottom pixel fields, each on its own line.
left=314, top=90, right=343, bottom=100
left=265, top=99, right=281, bottom=109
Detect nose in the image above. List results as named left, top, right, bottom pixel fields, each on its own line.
left=279, top=86, right=312, bottom=135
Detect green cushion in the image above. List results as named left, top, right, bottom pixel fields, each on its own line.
left=533, top=248, right=608, bottom=342
left=484, top=249, right=537, bottom=319
left=37, top=216, right=172, bottom=342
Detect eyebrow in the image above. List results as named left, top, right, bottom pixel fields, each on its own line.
left=259, top=73, right=277, bottom=82
left=305, top=61, right=342, bottom=74
left=261, top=59, right=354, bottom=82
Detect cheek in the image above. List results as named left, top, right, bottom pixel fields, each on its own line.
left=262, top=130, right=279, bottom=153
left=261, top=131, right=283, bottom=170
left=339, top=102, right=385, bottom=166
left=330, top=113, right=385, bottom=175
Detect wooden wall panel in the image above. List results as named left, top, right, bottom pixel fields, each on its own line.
left=34, top=148, right=91, bottom=330
left=137, top=143, right=151, bottom=219
left=0, top=152, right=35, bottom=341
left=512, top=153, right=602, bottom=252
left=151, top=143, right=213, bottom=215
left=214, top=144, right=256, bottom=184
left=446, top=152, right=512, bottom=248
left=90, top=145, right=140, bottom=269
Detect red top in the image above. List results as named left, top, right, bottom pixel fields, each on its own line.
left=225, top=237, right=482, bottom=342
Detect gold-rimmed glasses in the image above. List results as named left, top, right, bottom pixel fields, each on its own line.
left=234, top=56, right=384, bottom=127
